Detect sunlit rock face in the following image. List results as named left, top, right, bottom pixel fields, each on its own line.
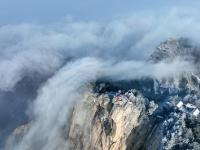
left=68, top=91, right=150, bottom=150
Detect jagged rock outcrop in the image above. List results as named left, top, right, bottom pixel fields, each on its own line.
left=67, top=90, right=162, bottom=150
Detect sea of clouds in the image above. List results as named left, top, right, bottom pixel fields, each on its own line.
left=0, top=8, right=199, bottom=150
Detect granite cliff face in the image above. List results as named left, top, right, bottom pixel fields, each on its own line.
left=8, top=38, right=200, bottom=150
left=68, top=90, right=150, bottom=150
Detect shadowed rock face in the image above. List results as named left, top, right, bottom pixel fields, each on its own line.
left=7, top=38, right=200, bottom=150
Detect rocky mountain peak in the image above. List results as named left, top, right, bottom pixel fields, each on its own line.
left=149, top=38, right=198, bottom=63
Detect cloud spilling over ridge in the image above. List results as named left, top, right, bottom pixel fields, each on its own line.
left=4, top=58, right=194, bottom=150
left=1, top=9, right=200, bottom=150
left=103, top=58, right=195, bottom=80
left=6, top=58, right=103, bottom=150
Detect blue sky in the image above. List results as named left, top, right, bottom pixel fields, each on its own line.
left=0, top=0, right=199, bottom=24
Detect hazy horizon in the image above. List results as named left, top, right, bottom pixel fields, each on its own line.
left=0, top=0, right=200, bottom=24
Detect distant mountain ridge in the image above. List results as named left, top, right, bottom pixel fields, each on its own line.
left=150, top=38, right=200, bottom=63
